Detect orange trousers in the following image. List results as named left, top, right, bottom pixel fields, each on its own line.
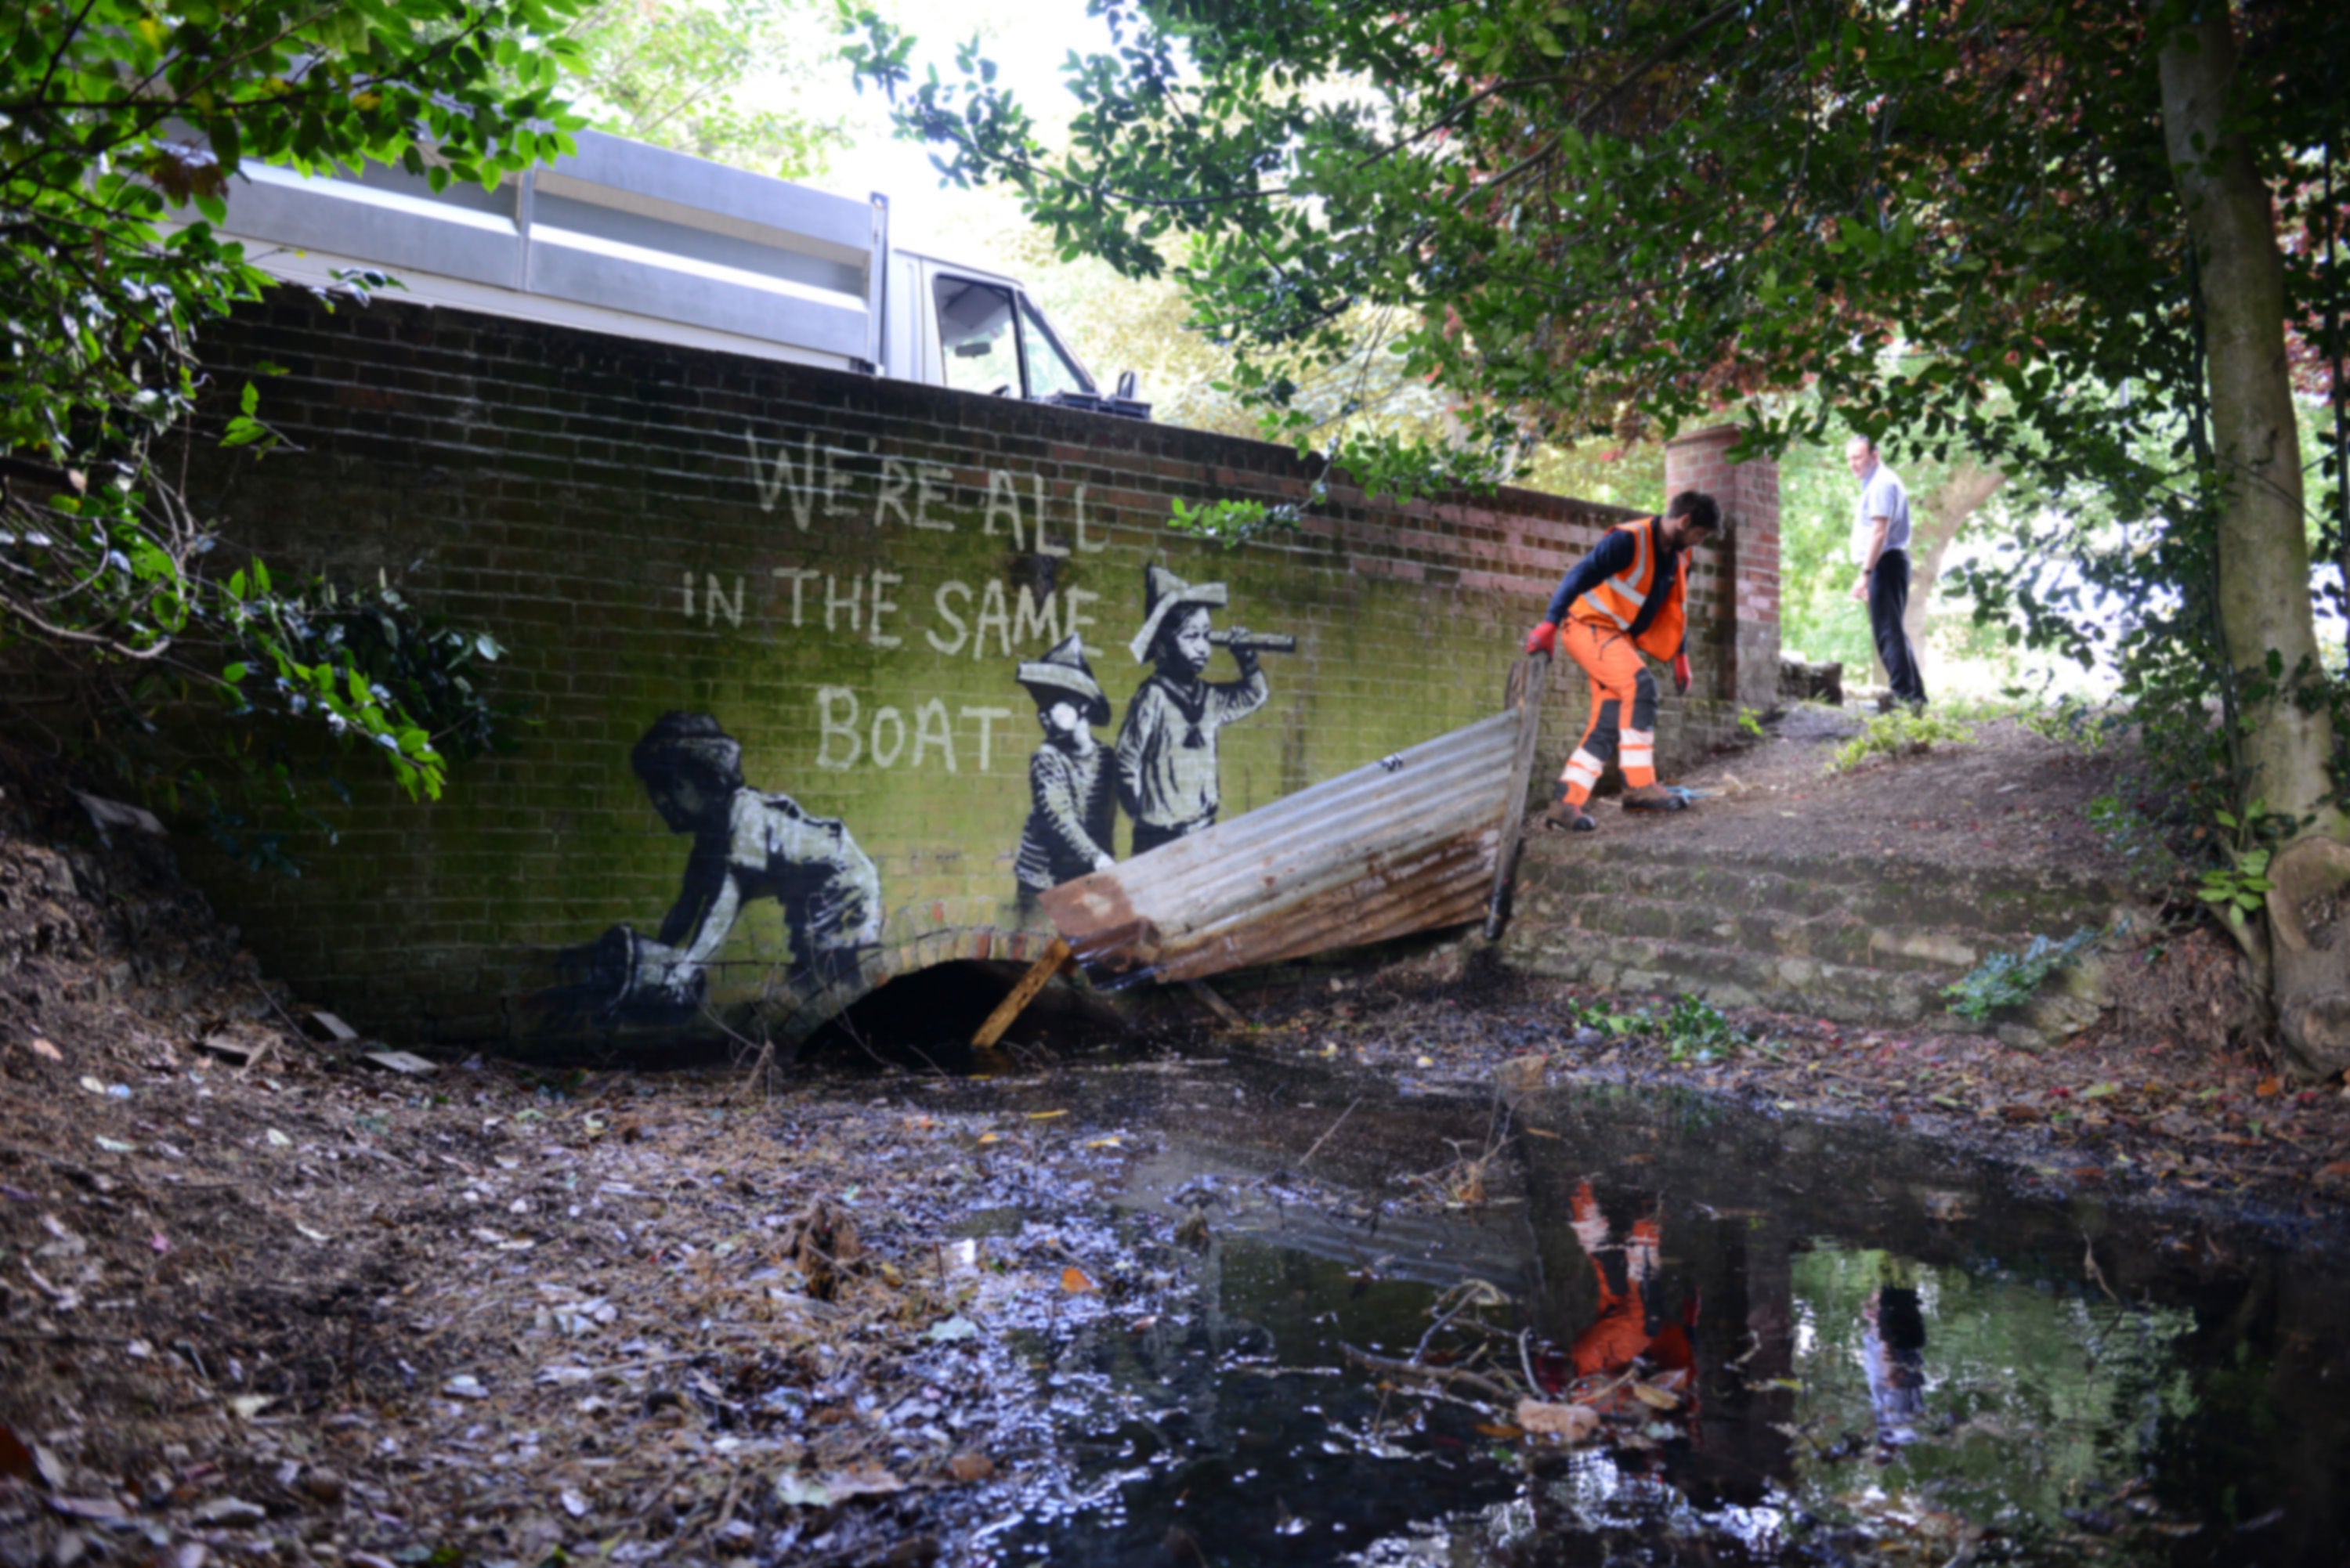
left=1554, top=620, right=1658, bottom=808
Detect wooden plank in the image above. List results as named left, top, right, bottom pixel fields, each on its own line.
left=1484, top=651, right=1550, bottom=940
left=1184, top=978, right=1248, bottom=1029
left=971, top=938, right=1073, bottom=1050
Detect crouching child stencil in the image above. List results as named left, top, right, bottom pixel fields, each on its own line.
left=564, top=712, right=882, bottom=1022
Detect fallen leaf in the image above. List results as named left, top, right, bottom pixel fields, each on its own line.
left=1060, top=1266, right=1097, bottom=1294
left=976, top=1133, right=1003, bottom=1146
left=559, top=1487, right=589, bottom=1519
left=193, top=1498, right=267, bottom=1526
left=774, top=1472, right=831, bottom=1508
left=946, top=1452, right=996, bottom=1483
left=1473, top=1422, right=1524, bottom=1440
left=1025, top=1110, right=1068, bottom=1122
left=30, top=1038, right=63, bottom=1062
left=1630, top=1383, right=1681, bottom=1411
left=443, top=1375, right=488, bottom=1400
left=823, top=1466, right=905, bottom=1501
left=78, top=1076, right=107, bottom=1096
left=48, top=1496, right=128, bottom=1523
left=2316, top=1161, right=2350, bottom=1184
left=265, top=1129, right=292, bottom=1148
left=1083, top=1136, right=1123, bottom=1149
left=2254, top=1076, right=2282, bottom=1098
left=927, top=1316, right=978, bottom=1343
left=228, top=1395, right=275, bottom=1420
left=1513, top=1400, right=1600, bottom=1442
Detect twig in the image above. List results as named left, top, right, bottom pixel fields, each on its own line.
left=2081, top=1233, right=2121, bottom=1306
left=1300, top=1097, right=1363, bottom=1168
left=1343, top=1342, right=1517, bottom=1405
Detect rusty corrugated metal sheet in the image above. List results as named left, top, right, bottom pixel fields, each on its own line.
left=1039, top=698, right=1531, bottom=987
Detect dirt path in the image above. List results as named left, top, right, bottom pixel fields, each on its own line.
left=1639, top=703, right=2142, bottom=879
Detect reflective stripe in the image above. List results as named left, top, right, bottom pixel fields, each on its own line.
left=1574, top=517, right=1654, bottom=629
left=1621, top=728, right=1655, bottom=767
left=1562, top=751, right=1603, bottom=787
left=1603, top=523, right=1653, bottom=613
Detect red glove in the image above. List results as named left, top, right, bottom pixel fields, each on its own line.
left=1672, top=652, right=1692, bottom=695
left=1524, top=621, right=1557, bottom=656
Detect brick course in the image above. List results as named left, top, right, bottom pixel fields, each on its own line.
left=181, top=292, right=1777, bottom=1047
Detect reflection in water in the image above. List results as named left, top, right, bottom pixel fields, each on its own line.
left=1861, top=1270, right=1927, bottom=1459
left=1005, top=1075, right=2350, bottom=1567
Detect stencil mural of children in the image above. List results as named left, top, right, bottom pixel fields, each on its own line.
left=577, top=712, right=881, bottom=1017
left=1012, top=634, right=1119, bottom=908
left=1115, top=565, right=1274, bottom=855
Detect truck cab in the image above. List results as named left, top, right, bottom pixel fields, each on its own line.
left=198, top=129, right=1147, bottom=417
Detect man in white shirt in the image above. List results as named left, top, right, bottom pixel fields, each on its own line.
left=1846, top=437, right=1926, bottom=710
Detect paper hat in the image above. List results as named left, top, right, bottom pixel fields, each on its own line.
left=1017, top=634, right=1112, bottom=725
left=1127, top=564, right=1228, bottom=665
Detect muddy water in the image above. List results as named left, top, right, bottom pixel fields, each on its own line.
left=966, top=1058, right=2350, bottom=1566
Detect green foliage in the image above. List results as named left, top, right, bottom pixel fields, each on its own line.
left=1941, top=927, right=2103, bottom=1022
left=560, top=0, right=849, bottom=176
left=1658, top=994, right=1746, bottom=1065
left=2, top=0, right=584, bottom=840
left=1165, top=424, right=1524, bottom=546
left=1737, top=709, right=1768, bottom=740
left=2196, top=805, right=2282, bottom=918
left=1829, top=710, right=1977, bottom=774
left=1564, top=992, right=1746, bottom=1064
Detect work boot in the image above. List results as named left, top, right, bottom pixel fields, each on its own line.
left=1620, top=782, right=1688, bottom=814
left=1538, top=800, right=1597, bottom=833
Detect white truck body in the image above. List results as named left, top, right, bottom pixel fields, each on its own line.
left=208, top=130, right=1146, bottom=417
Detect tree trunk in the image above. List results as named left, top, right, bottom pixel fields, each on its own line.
left=1903, top=460, right=2005, bottom=658
left=2158, top=6, right=2345, bottom=840
left=2159, top=2, right=2349, bottom=1069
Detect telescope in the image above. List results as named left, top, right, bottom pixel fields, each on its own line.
left=1208, top=630, right=1298, bottom=653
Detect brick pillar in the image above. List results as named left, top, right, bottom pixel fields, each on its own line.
left=1665, top=425, right=1780, bottom=715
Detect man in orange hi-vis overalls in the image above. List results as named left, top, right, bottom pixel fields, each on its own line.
left=1521, top=490, right=1723, bottom=833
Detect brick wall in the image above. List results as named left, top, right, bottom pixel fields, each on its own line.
left=1665, top=425, right=1782, bottom=716
left=182, top=292, right=1775, bottom=1048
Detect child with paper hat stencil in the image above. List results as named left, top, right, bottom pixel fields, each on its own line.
left=1115, top=565, right=1273, bottom=855
left=1013, top=634, right=1120, bottom=908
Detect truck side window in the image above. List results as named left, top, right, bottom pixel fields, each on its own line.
left=933, top=277, right=1021, bottom=397
left=1018, top=295, right=1092, bottom=401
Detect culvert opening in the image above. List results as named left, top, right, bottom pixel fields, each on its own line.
left=798, top=959, right=1127, bottom=1071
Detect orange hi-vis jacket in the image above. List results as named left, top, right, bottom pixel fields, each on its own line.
left=1564, top=514, right=1687, bottom=663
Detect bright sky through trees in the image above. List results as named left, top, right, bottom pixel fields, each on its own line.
left=797, top=0, right=1112, bottom=256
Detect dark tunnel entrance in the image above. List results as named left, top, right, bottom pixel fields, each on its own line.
left=796, top=959, right=1130, bottom=1071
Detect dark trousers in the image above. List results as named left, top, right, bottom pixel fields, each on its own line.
left=1867, top=549, right=1926, bottom=708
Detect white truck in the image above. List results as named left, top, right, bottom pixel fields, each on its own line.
left=209, top=129, right=1148, bottom=418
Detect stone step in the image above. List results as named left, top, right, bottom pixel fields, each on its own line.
left=1501, top=924, right=1949, bottom=1027
left=1521, top=839, right=2148, bottom=941
left=1525, top=890, right=2011, bottom=977
left=1502, top=838, right=2147, bottom=1043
